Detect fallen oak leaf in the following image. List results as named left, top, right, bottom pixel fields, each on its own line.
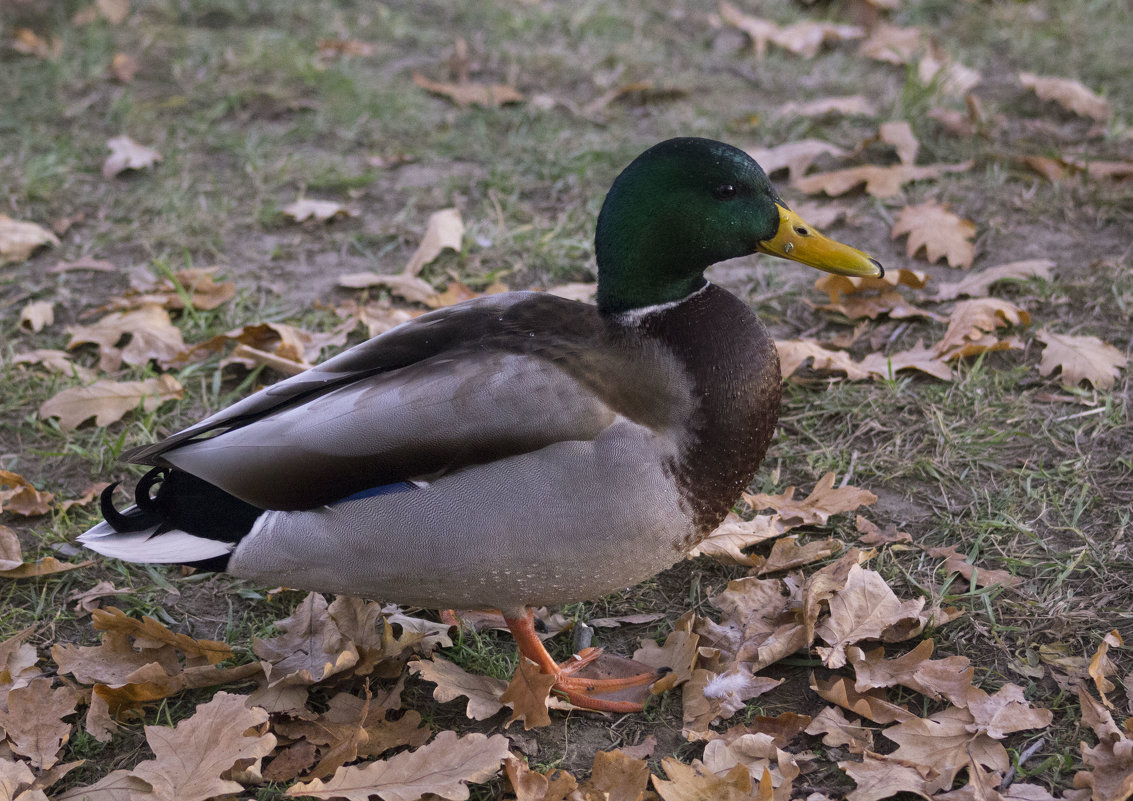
left=0, top=470, right=55, bottom=516
left=19, top=300, right=54, bottom=332
left=0, top=214, right=60, bottom=264
left=1089, top=631, right=1122, bottom=707
left=891, top=200, right=976, bottom=268
left=67, top=579, right=130, bottom=615
left=0, top=677, right=81, bottom=768
left=757, top=536, right=842, bottom=574
left=879, top=121, right=919, bottom=166
left=1074, top=686, right=1133, bottom=800
left=91, top=605, right=232, bottom=664
left=412, top=72, right=523, bottom=108
left=1036, top=329, right=1127, bottom=390
left=589, top=748, right=652, bottom=799
left=407, top=656, right=507, bottom=720
left=745, top=472, right=877, bottom=528
left=501, top=656, right=555, bottom=730
left=854, top=516, right=912, bottom=545
left=857, top=23, right=926, bottom=65
left=102, top=135, right=162, bottom=179
left=0, top=524, right=22, bottom=570
left=12, top=349, right=98, bottom=382
left=939, top=551, right=1021, bottom=589
left=805, top=705, right=874, bottom=753
left=254, top=592, right=359, bottom=686
left=816, top=268, right=929, bottom=301
left=286, top=730, right=511, bottom=801
left=776, top=339, right=873, bottom=381
left=848, top=641, right=975, bottom=706
left=882, top=706, right=1010, bottom=792
left=652, top=757, right=761, bottom=801
left=933, top=298, right=1030, bottom=359
left=283, top=197, right=356, bottom=223
left=689, top=512, right=781, bottom=565
left=793, top=162, right=972, bottom=199
left=58, top=481, right=112, bottom=514
left=811, top=674, right=915, bottom=725
left=46, top=256, right=116, bottom=273
left=746, top=139, right=847, bottom=180
left=65, top=305, right=186, bottom=371
left=39, top=374, right=184, bottom=432
left=838, top=751, right=938, bottom=801
left=1019, top=72, right=1111, bottom=121
left=933, top=259, right=1054, bottom=301
left=777, top=95, right=878, bottom=118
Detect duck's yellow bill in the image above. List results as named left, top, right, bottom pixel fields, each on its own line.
left=757, top=204, right=883, bottom=278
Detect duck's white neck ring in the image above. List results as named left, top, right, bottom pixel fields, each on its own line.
left=608, top=281, right=712, bottom=325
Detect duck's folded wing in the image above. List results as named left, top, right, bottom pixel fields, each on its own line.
left=124, top=294, right=630, bottom=510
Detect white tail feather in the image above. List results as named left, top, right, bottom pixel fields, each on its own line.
left=79, top=513, right=234, bottom=564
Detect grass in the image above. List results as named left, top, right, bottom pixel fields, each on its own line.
left=2, top=0, right=1131, bottom=795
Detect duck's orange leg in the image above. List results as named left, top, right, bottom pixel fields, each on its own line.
left=504, top=608, right=659, bottom=713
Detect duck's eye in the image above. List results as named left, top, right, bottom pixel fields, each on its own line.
left=712, top=183, right=737, bottom=200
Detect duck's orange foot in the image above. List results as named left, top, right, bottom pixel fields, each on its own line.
left=504, top=610, right=661, bottom=713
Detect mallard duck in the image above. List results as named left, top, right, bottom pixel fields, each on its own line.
left=81, top=138, right=881, bottom=712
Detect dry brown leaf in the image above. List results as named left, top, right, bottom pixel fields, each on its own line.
left=108, top=51, right=137, bottom=82
left=857, top=24, right=925, bottom=64
left=102, top=135, right=162, bottom=179
left=689, top=513, right=781, bottom=565
left=918, top=50, right=981, bottom=99
left=702, top=732, right=800, bottom=794
left=883, top=706, right=1010, bottom=792
left=413, top=72, right=523, bottom=107
left=933, top=259, right=1055, bottom=301
left=0, top=524, right=23, bottom=570
left=778, top=95, right=877, bottom=118
left=403, top=207, right=464, bottom=276
left=0, top=555, right=91, bottom=579
left=282, top=198, right=355, bottom=223
left=504, top=754, right=581, bottom=799
left=338, top=271, right=439, bottom=304
left=0, top=678, right=80, bottom=768
left=39, top=374, right=183, bottom=432
left=1089, top=631, right=1122, bottom=707
left=1036, top=329, right=1127, bottom=390
left=287, top=730, right=511, bottom=800
left=408, top=656, right=507, bottom=720
left=774, top=19, right=865, bottom=58
left=111, top=267, right=237, bottom=312
left=66, top=305, right=186, bottom=371
left=317, top=38, right=376, bottom=58
left=933, top=298, right=1030, bottom=359
left=758, top=536, right=842, bottom=574
left=653, top=758, right=762, bottom=801
left=848, top=641, right=974, bottom=705
left=940, top=551, right=1021, bottom=589
left=92, top=606, right=231, bottom=664
left=0, top=758, right=36, bottom=800
left=1019, top=72, right=1111, bottom=121
left=814, top=565, right=928, bottom=668
left=818, top=288, right=942, bottom=323
left=810, top=674, right=915, bottom=725
left=500, top=657, right=555, bottom=730
left=777, top=339, right=874, bottom=381
left=46, top=257, right=116, bottom=273
left=1023, top=154, right=1133, bottom=182
left=793, top=162, right=972, bottom=199
left=254, top=593, right=359, bottom=689
left=123, top=692, right=276, bottom=801
left=962, top=683, right=1054, bottom=739
left=806, top=705, right=874, bottom=753
left=425, top=280, right=508, bottom=310
left=854, top=516, right=912, bottom=545
left=12, top=349, right=98, bottom=382
left=10, top=27, right=61, bottom=59
left=746, top=472, right=877, bottom=528
left=0, top=215, right=60, bottom=264
left=839, top=752, right=936, bottom=801
left=19, top=301, right=54, bottom=332
left=891, top=200, right=976, bottom=268
left=633, top=629, right=699, bottom=688
left=92, top=0, right=130, bottom=24
left=746, top=140, right=847, bottom=179
left=879, top=121, right=919, bottom=166
left=1074, top=687, right=1133, bottom=801
left=0, top=470, right=55, bottom=517
left=53, top=769, right=153, bottom=801
left=590, top=749, right=652, bottom=800
left=816, top=267, right=930, bottom=299
left=58, top=481, right=112, bottom=514
left=67, top=579, right=130, bottom=615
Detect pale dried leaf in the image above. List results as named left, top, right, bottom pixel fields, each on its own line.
left=500, top=657, right=555, bottom=730
left=0, top=555, right=90, bottom=579
left=718, top=2, right=780, bottom=59
left=962, top=683, right=1054, bottom=739
left=0, top=758, right=35, bottom=800
left=1074, top=687, right=1133, bottom=801
left=0, top=525, right=22, bottom=570
left=689, top=513, right=781, bottom=565
left=746, top=472, right=876, bottom=527
left=778, top=95, right=877, bottom=118
left=0, top=470, right=55, bottom=517
left=58, top=481, right=112, bottom=514
left=839, top=752, right=934, bottom=801
left=589, top=748, right=652, bottom=800
left=96, top=0, right=130, bottom=24
left=0, top=215, right=60, bottom=264
left=883, top=705, right=1010, bottom=791
left=67, top=579, right=130, bottom=615
left=775, top=20, right=865, bottom=59
left=633, top=629, right=700, bottom=687
left=255, top=593, right=358, bottom=686
left=879, top=121, right=919, bottom=166
left=747, top=140, right=846, bottom=179
left=919, top=51, right=981, bottom=98
left=653, top=757, right=760, bottom=801
left=19, top=301, right=54, bottom=332
left=109, top=51, right=138, bottom=82
left=1020, top=72, right=1111, bottom=121
left=52, top=770, right=153, bottom=801
left=0, top=678, right=81, bottom=768
left=91, top=606, right=231, bottom=664
left=814, top=565, right=928, bottom=668
left=39, top=374, right=183, bottom=432
left=338, top=272, right=439, bottom=304
left=404, top=207, right=464, bottom=276
left=11, top=349, right=98, bottom=382
left=102, top=135, right=162, bottom=179
left=857, top=24, right=925, bottom=64
left=891, top=200, right=976, bottom=268
left=933, top=259, right=1055, bottom=301
left=283, top=198, right=355, bottom=223
left=776, top=339, right=873, bottom=380
left=811, top=674, right=915, bottom=725
left=66, top=305, right=186, bottom=371
left=854, top=516, right=912, bottom=545
left=933, top=298, right=1030, bottom=358
left=848, top=641, right=974, bottom=705
left=286, top=730, right=511, bottom=801
left=1036, top=329, right=1127, bottom=390
left=758, top=536, right=841, bottom=574
left=805, top=705, right=874, bottom=752
left=1089, top=631, right=1122, bottom=707
left=130, top=692, right=276, bottom=801
left=793, top=162, right=972, bottom=199
left=941, top=551, right=1021, bottom=589
left=412, top=73, right=523, bottom=107
left=408, top=657, right=507, bottom=720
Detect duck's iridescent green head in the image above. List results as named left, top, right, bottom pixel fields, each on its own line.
left=595, top=137, right=883, bottom=314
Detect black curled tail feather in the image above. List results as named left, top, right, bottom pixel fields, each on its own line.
left=100, top=466, right=263, bottom=571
